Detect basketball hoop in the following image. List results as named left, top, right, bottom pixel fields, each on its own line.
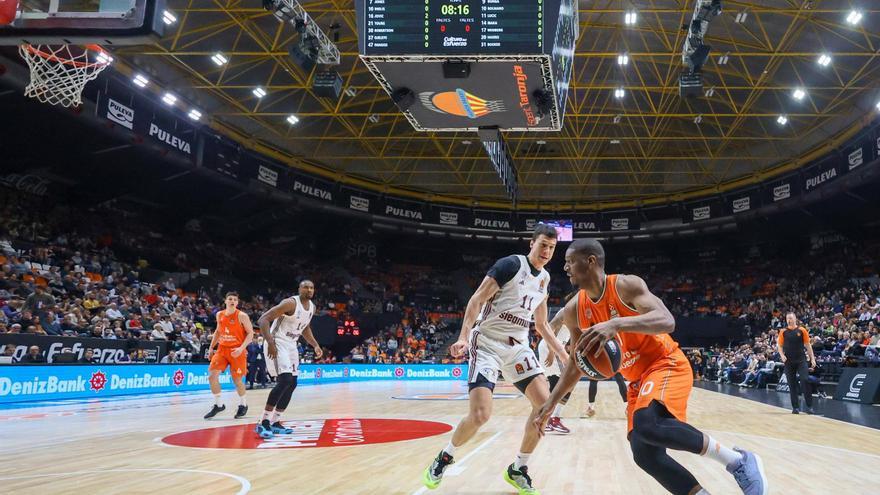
left=18, top=43, right=112, bottom=108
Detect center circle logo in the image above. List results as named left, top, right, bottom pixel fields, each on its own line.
left=394, top=367, right=404, bottom=377
left=451, top=367, right=462, bottom=378
left=161, top=418, right=452, bottom=449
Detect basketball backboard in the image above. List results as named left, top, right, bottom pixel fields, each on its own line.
left=0, top=0, right=166, bottom=45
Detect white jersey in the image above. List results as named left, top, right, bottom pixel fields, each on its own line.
left=476, top=255, right=550, bottom=342
left=270, top=296, right=315, bottom=345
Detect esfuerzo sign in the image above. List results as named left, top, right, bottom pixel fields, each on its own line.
left=0, top=364, right=468, bottom=403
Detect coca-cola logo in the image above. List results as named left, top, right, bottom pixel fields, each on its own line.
left=0, top=174, right=51, bottom=196
left=173, top=369, right=185, bottom=387
left=394, top=367, right=404, bottom=377
left=451, top=367, right=462, bottom=378
left=89, top=370, right=108, bottom=392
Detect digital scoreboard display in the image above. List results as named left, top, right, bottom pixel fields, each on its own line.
left=359, top=0, right=545, bottom=55
left=540, top=220, right=572, bottom=241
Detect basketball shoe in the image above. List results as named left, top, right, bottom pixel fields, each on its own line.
left=255, top=420, right=274, bottom=439
left=504, top=464, right=539, bottom=495
left=203, top=404, right=225, bottom=419
left=271, top=422, right=293, bottom=434
left=234, top=405, right=248, bottom=419
left=422, top=451, right=454, bottom=489
left=727, top=448, right=768, bottom=495
left=547, top=417, right=570, bottom=434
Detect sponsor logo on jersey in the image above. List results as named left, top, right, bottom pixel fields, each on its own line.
left=106, top=98, right=134, bottom=129
left=496, top=311, right=530, bottom=328
left=539, top=279, right=546, bottom=292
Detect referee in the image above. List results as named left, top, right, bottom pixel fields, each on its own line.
left=777, top=312, right=817, bottom=414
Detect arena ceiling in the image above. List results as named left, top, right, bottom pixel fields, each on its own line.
left=111, top=0, right=880, bottom=208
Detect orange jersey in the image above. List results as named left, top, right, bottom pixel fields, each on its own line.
left=577, top=274, right=681, bottom=382
left=216, top=309, right=245, bottom=347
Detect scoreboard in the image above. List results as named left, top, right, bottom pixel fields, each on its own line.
left=356, top=0, right=576, bottom=132
left=360, top=0, right=546, bottom=55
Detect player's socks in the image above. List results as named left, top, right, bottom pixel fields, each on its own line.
left=552, top=404, right=564, bottom=417
left=261, top=410, right=272, bottom=422
left=271, top=410, right=282, bottom=423
left=514, top=452, right=531, bottom=470
left=213, top=394, right=222, bottom=406
left=239, top=395, right=247, bottom=406
left=442, top=440, right=457, bottom=457
left=703, top=436, right=743, bottom=468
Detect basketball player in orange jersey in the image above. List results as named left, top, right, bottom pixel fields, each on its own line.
left=204, top=292, right=255, bottom=420
left=535, top=239, right=768, bottom=495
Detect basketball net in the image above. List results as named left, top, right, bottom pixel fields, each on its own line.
left=18, top=44, right=112, bottom=108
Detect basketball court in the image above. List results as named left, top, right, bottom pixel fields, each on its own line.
left=1, top=381, right=877, bottom=494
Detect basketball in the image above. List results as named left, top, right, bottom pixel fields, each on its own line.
left=574, top=335, right=622, bottom=380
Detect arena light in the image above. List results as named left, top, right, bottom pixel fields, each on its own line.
left=777, top=115, right=788, bottom=125
left=792, top=88, right=806, bottom=101
left=846, top=10, right=863, bottom=25
left=624, top=11, right=637, bottom=25
left=211, top=52, right=228, bottom=66
left=188, top=109, right=202, bottom=121
left=162, top=92, right=177, bottom=106
left=162, top=10, right=177, bottom=25
left=717, top=52, right=729, bottom=65
left=252, top=87, right=267, bottom=98
left=617, top=53, right=629, bottom=65
left=95, top=51, right=113, bottom=65
left=286, top=114, right=300, bottom=125
left=132, top=74, right=149, bottom=88
left=614, top=87, right=625, bottom=98
left=817, top=54, right=832, bottom=67
left=876, top=100, right=880, bottom=111
left=734, top=11, right=748, bottom=23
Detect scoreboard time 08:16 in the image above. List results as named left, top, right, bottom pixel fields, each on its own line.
left=360, top=0, right=545, bottom=55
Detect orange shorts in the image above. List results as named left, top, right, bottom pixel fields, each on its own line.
left=626, top=350, right=692, bottom=433
left=209, top=346, right=248, bottom=378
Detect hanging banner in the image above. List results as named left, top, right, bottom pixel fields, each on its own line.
left=843, top=129, right=877, bottom=172
left=683, top=199, right=721, bottom=223
left=339, top=187, right=378, bottom=214
left=803, top=156, right=841, bottom=193
left=97, top=79, right=196, bottom=162
left=429, top=205, right=471, bottom=228
left=571, top=213, right=600, bottom=233
left=290, top=174, right=335, bottom=203
left=240, top=152, right=289, bottom=191
left=602, top=212, right=639, bottom=232
left=381, top=196, right=427, bottom=222
left=727, top=189, right=760, bottom=215
left=472, top=210, right=513, bottom=231
left=766, top=176, right=799, bottom=203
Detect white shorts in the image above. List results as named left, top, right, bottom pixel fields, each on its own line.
left=264, top=339, right=299, bottom=377
left=468, top=328, right=543, bottom=387
left=537, top=339, right=564, bottom=377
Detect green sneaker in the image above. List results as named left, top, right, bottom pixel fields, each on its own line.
left=423, top=451, right=454, bottom=489
left=504, top=463, right=540, bottom=495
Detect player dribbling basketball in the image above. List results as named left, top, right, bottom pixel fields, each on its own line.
left=536, top=239, right=768, bottom=495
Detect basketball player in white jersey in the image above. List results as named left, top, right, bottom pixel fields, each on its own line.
left=423, top=224, right=569, bottom=495
left=254, top=280, right=323, bottom=438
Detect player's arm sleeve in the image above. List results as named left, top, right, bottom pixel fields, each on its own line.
left=486, top=255, right=520, bottom=287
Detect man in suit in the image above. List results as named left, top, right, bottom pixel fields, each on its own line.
left=247, top=336, right=268, bottom=389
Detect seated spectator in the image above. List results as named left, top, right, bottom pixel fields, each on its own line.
left=150, top=324, right=167, bottom=340
left=21, top=345, right=46, bottom=364
left=160, top=349, right=177, bottom=363
left=78, top=348, right=96, bottom=364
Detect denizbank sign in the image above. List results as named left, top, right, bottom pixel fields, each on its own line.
left=0, top=364, right=467, bottom=402
left=0, top=365, right=234, bottom=403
